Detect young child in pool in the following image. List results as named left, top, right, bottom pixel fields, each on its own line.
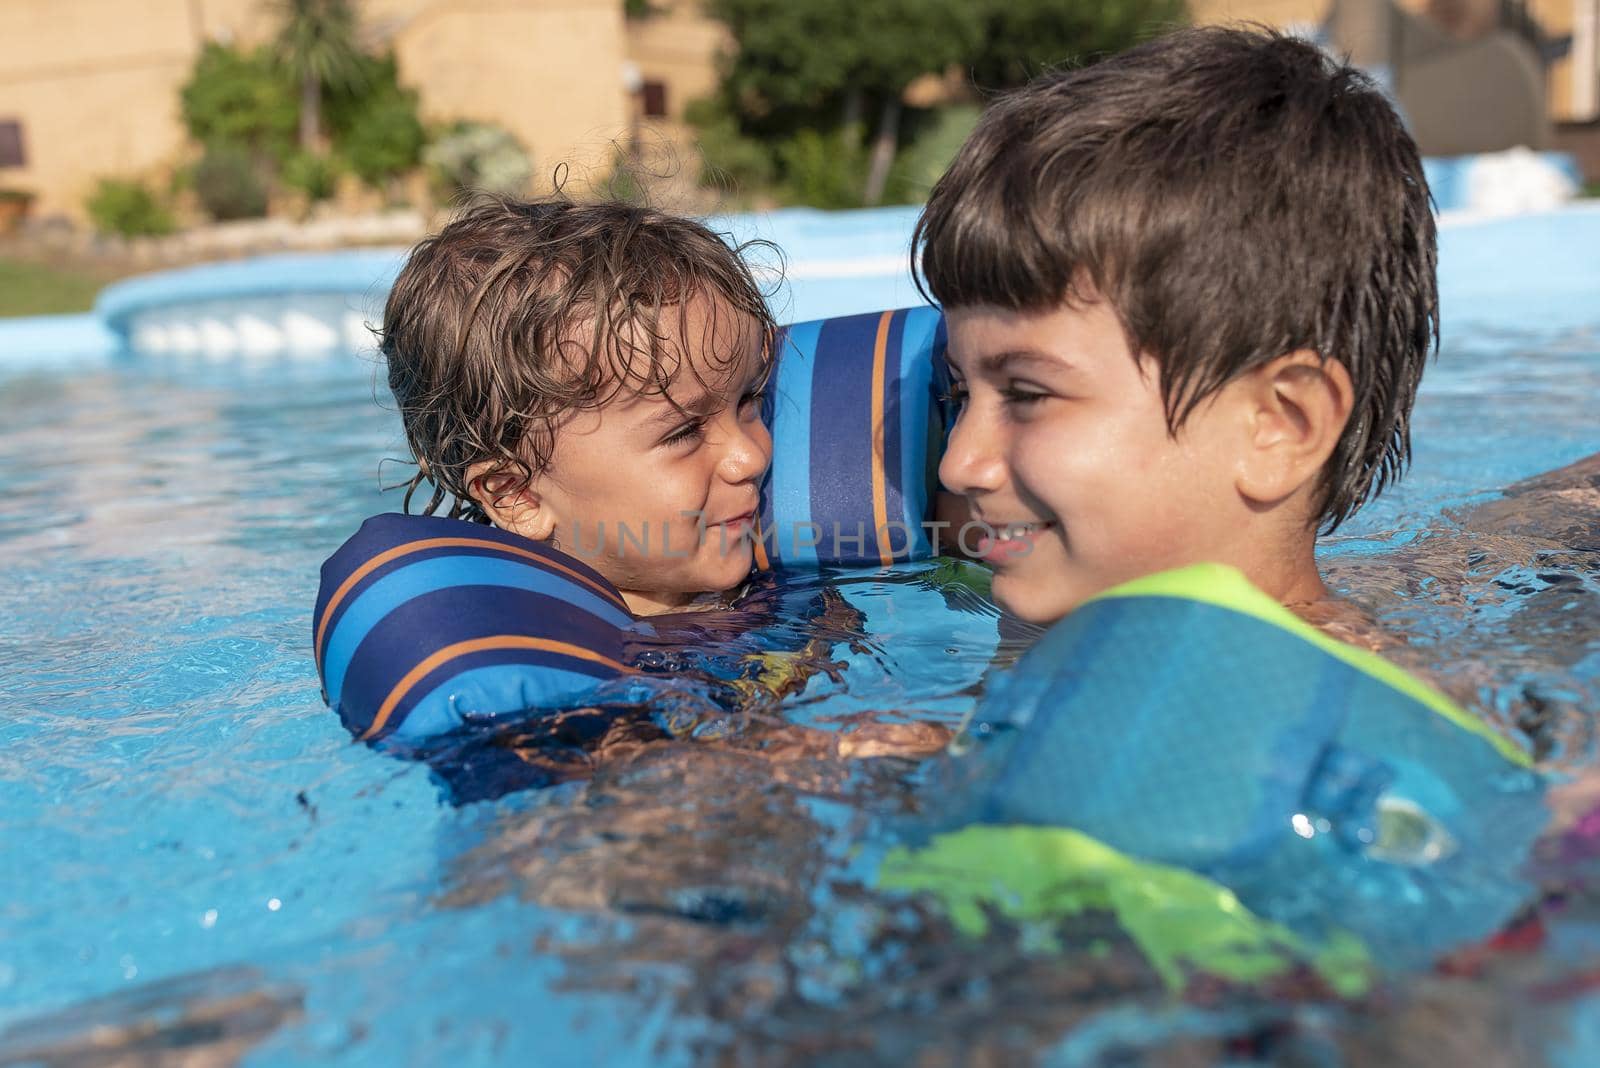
left=381, top=195, right=774, bottom=618
left=920, top=25, right=1435, bottom=642
left=376, top=196, right=947, bottom=774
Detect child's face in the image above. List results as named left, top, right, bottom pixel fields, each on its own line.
left=940, top=293, right=1252, bottom=625
left=528, top=296, right=772, bottom=616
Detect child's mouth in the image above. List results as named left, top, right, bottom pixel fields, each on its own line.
left=977, top=521, right=1055, bottom=563
left=713, top=511, right=755, bottom=538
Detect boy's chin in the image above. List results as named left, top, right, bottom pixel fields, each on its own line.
left=991, top=572, right=1080, bottom=627
left=695, top=542, right=755, bottom=592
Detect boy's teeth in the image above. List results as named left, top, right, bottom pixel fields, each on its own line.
left=1001, top=523, right=1040, bottom=539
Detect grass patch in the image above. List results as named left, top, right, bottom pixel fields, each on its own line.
left=0, top=257, right=126, bottom=317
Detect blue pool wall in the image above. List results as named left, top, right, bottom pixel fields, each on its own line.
left=2, top=195, right=1598, bottom=373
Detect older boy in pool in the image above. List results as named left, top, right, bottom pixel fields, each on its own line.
left=920, top=26, right=1433, bottom=641
left=381, top=195, right=773, bottom=618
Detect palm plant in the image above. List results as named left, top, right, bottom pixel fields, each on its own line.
left=274, top=0, right=365, bottom=154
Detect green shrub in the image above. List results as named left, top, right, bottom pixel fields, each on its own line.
left=685, top=96, right=775, bottom=195
left=193, top=144, right=270, bottom=221
left=602, top=151, right=650, bottom=205
left=324, top=53, right=426, bottom=186
left=776, top=128, right=866, bottom=209
left=280, top=149, right=342, bottom=201
left=180, top=44, right=298, bottom=163
left=892, top=105, right=980, bottom=200
left=341, top=91, right=425, bottom=186
left=85, top=178, right=176, bottom=237
left=424, top=122, right=533, bottom=197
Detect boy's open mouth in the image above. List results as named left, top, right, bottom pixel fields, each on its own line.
left=977, top=520, right=1056, bottom=564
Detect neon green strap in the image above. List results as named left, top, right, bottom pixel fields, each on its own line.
left=880, top=825, right=1370, bottom=995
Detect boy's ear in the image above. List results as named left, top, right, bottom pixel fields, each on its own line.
left=466, top=462, right=557, bottom=542
left=1233, top=350, right=1354, bottom=507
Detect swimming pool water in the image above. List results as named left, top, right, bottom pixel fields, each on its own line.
left=1, top=221, right=1598, bottom=1064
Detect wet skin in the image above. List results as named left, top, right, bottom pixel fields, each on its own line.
left=476, top=293, right=772, bottom=617
left=938, top=293, right=1337, bottom=625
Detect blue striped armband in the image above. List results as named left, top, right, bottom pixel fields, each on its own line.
left=756, top=305, right=950, bottom=568
left=314, top=305, right=955, bottom=744
left=313, top=513, right=637, bottom=744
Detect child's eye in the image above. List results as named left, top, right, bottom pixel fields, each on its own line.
left=661, top=419, right=705, bottom=448
left=738, top=387, right=765, bottom=415
left=940, top=381, right=969, bottom=408
left=1001, top=383, right=1049, bottom=407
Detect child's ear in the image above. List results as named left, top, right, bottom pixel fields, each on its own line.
left=1233, top=350, right=1354, bottom=507
left=466, top=462, right=557, bottom=542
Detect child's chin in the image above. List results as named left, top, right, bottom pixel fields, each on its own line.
left=992, top=573, right=1074, bottom=626
left=701, top=544, right=754, bottom=590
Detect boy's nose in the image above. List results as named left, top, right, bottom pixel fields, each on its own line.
left=717, top=414, right=772, bottom=484
left=939, top=407, right=1006, bottom=497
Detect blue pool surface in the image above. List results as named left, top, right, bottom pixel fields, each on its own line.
left=0, top=204, right=1597, bottom=1064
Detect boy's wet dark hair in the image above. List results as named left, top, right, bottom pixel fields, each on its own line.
left=382, top=195, right=776, bottom=522
left=913, top=25, right=1438, bottom=532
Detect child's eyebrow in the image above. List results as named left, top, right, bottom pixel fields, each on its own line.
left=978, top=349, right=1073, bottom=375
left=642, top=352, right=768, bottom=428
left=645, top=392, right=711, bottom=426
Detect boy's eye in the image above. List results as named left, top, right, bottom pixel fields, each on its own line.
left=661, top=419, right=705, bottom=448
left=738, top=387, right=765, bottom=414
left=1001, top=382, right=1049, bottom=406
left=940, top=381, right=969, bottom=408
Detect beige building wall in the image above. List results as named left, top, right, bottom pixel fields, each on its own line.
left=0, top=0, right=199, bottom=218
left=620, top=0, right=729, bottom=185
left=0, top=0, right=639, bottom=221
left=625, top=0, right=728, bottom=125
left=1189, top=0, right=1328, bottom=29
left=387, top=0, right=630, bottom=191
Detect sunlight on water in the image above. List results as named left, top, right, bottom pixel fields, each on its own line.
left=0, top=315, right=1595, bottom=1065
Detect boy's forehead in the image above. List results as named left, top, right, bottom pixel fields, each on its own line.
left=945, top=303, right=1062, bottom=361
left=944, top=299, right=1124, bottom=376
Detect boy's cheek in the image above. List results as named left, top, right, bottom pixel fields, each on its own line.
left=934, top=491, right=974, bottom=530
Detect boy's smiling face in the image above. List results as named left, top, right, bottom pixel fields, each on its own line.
left=483, top=294, right=772, bottom=617
left=940, top=293, right=1254, bottom=625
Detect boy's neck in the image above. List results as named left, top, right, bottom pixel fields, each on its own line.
left=1224, top=499, right=1330, bottom=608
left=620, top=587, right=703, bottom=618
left=1259, top=546, right=1329, bottom=607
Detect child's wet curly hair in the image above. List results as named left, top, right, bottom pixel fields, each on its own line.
left=381, top=195, right=777, bottom=522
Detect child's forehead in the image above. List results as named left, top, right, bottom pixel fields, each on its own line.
left=600, top=293, right=766, bottom=402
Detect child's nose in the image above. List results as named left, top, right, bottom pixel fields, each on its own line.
left=939, top=405, right=1005, bottom=497
left=717, top=413, right=772, bottom=484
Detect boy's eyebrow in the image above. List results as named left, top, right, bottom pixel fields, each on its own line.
left=977, top=349, right=1074, bottom=375
left=639, top=347, right=768, bottom=428
left=644, top=391, right=712, bottom=426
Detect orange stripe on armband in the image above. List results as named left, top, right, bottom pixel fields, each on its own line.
left=358, top=635, right=632, bottom=741
left=751, top=515, right=771, bottom=571
left=315, top=536, right=631, bottom=673
left=869, top=309, right=894, bottom=567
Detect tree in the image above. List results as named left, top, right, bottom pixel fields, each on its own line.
left=850, top=1, right=982, bottom=203
left=967, top=0, right=1188, bottom=92
left=703, top=0, right=978, bottom=205
left=273, top=0, right=366, bottom=155
left=699, top=0, right=1189, bottom=207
